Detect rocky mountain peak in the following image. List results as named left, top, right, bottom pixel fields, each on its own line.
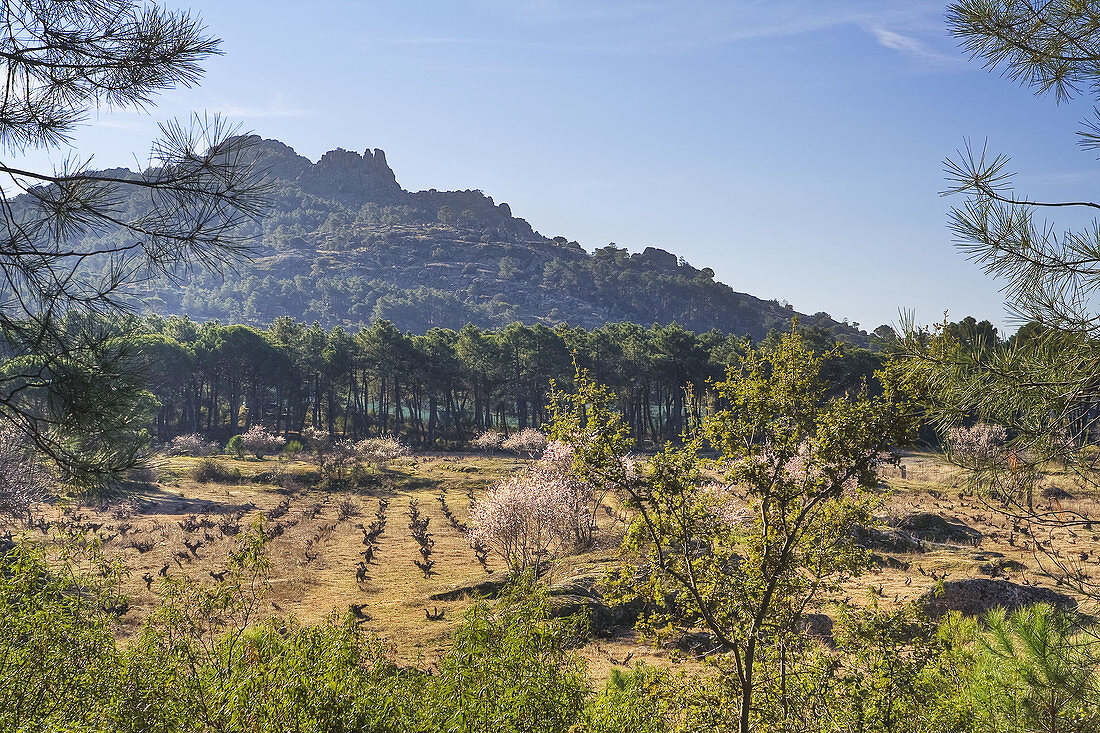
left=294, top=145, right=403, bottom=207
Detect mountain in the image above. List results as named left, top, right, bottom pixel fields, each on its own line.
left=86, top=137, right=867, bottom=342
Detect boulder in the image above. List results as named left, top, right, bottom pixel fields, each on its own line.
left=868, top=552, right=911, bottom=570
left=852, top=526, right=922, bottom=553
left=548, top=574, right=644, bottom=635
left=891, top=512, right=982, bottom=547
left=919, top=578, right=1077, bottom=619
left=674, top=631, right=721, bottom=655
left=802, top=612, right=834, bottom=639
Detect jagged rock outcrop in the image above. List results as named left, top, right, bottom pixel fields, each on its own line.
left=295, top=147, right=404, bottom=206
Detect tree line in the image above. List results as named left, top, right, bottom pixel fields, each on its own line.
left=125, top=315, right=885, bottom=448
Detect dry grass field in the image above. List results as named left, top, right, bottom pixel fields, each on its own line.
left=10, top=448, right=1100, bottom=676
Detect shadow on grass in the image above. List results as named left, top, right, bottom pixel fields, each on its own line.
left=117, top=482, right=257, bottom=517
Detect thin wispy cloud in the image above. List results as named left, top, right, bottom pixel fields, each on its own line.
left=387, top=1, right=956, bottom=60
left=867, top=26, right=959, bottom=65
left=375, top=36, right=474, bottom=46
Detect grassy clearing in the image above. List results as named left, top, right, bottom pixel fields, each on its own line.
left=9, top=449, right=1100, bottom=673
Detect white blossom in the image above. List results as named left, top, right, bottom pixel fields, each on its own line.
left=356, top=435, right=411, bottom=468
left=471, top=430, right=505, bottom=452
left=949, top=423, right=1007, bottom=465
left=501, top=428, right=548, bottom=457
left=0, top=429, right=52, bottom=523
left=165, top=434, right=218, bottom=457
left=240, top=425, right=285, bottom=458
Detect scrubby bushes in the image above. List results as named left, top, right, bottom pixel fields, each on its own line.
left=583, top=665, right=674, bottom=733
left=223, top=427, right=287, bottom=460
left=0, top=544, right=126, bottom=732
left=189, top=458, right=241, bottom=484
left=964, top=603, right=1100, bottom=732
left=0, top=543, right=599, bottom=733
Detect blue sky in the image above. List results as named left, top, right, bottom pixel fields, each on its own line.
left=37, top=0, right=1100, bottom=334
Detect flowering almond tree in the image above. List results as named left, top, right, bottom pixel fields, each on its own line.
left=471, top=430, right=505, bottom=454
left=239, top=426, right=285, bottom=459
left=165, top=434, right=218, bottom=457
left=355, top=435, right=410, bottom=469
left=467, top=448, right=588, bottom=581
left=947, top=423, right=1007, bottom=468
left=0, top=428, right=52, bottom=524
left=501, top=428, right=548, bottom=457
left=546, top=369, right=638, bottom=546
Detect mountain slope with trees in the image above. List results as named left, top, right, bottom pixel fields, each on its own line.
left=76, top=137, right=866, bottom=342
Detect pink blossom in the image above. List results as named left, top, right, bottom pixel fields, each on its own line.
left=541, top=439, right=575, bottom=467
left=467, top=467, right=578, bottom=574
left=698, top=482, right=747, bottom=527
left=0, top=428, right=52, bottom=523
left=501, top=428, right=548, bottom=457
left=239, top=425, right=285, bottom=458
left=948, top=423, right=1007, bottom=464
left=730, top=442, right=864, bottom=494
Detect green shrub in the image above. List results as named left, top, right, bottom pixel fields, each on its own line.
left=226, top=435, right=244, bottom=459
left=967, top=604, right=1100, bottom=733
left=412, top=585, right=589, bottom=732
left=0, top=544, right=125, bottom=732
left=0, top=532, right=634, bottom=733
left=584, top=665, right=672, bottom=733
left=282, top=439, right=304, bottom=457
left=190, top=458, right=241, bottom=484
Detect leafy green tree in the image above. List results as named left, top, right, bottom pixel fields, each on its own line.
left=133, top=333, right=196, bottom=441
left=810, top=604, right=959, bottom=733
left=943, top=316, right=999, bottom=354
left=588, top=331, right=917, bottom=733
left=455, top=323, right=504, bottom=431
left=547, top=367, right=636, bottom=545
left=1007, top=320, right=1050, bottom=349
